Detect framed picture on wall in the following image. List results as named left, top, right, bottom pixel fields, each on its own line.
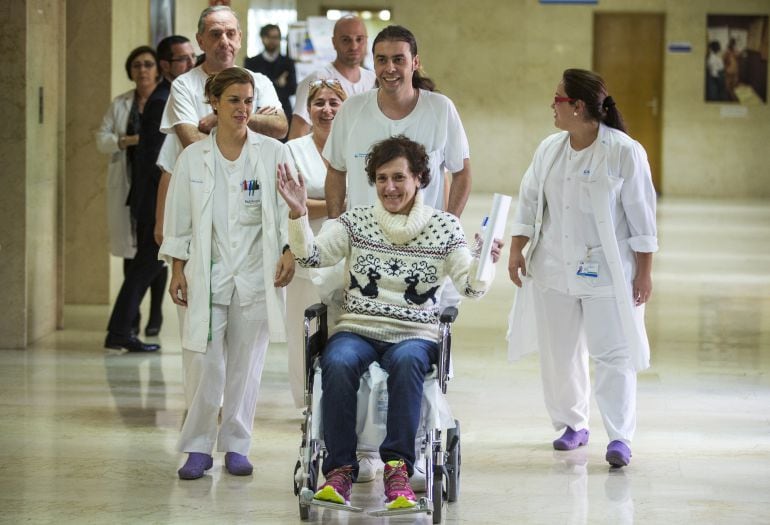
left=151, top=0, right=175, bottom=46
left=705, top=14, right=768, bottom=104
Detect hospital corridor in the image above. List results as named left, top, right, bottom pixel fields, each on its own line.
left=1, top=195, right=768, bottom=524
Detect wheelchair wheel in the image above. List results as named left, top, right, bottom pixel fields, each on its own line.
left=446, top=420, right=461, bottom=502
left=295, top=444, right=320, bottom=520
left=432, top=467, right=444, bottom=524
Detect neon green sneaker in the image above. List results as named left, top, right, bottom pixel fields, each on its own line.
left=314, top=465, right=354, bottom=506
left=383, top=460, right=417, bottom=509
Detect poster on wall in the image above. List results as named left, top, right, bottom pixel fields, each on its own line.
left=705, top=14, right=768, bottom=104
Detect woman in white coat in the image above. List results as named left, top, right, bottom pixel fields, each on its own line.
left=96, top=45, right=166, bottom=339
left=507, top=69, right=657, bottom=468
left=159, top=67, right=295, bottom=480
left=285, top=79, right=346, bottom=409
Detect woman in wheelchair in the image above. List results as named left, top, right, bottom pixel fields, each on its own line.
left=277, top=135, right=503, bottom=509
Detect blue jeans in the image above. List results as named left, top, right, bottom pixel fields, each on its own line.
left=320, top=331, right=438, bottom=479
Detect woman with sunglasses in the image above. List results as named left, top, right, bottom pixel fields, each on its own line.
left=284, top=78, right=348, bottom=409
left=507, top=69, right=658, bottom=468
left=97, top=45, right=164, bottom=349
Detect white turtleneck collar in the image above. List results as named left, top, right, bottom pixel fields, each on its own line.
left=373, top=191, right=433, bottom=245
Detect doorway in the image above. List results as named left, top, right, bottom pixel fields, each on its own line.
left=593, top=13, right=665, bottom=193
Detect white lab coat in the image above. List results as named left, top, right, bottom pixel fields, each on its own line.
left=95, top=89, right=136, bottom=258
left=159, top=130, right=290, bottom=352
left=507, top=124, right=657, bottom=372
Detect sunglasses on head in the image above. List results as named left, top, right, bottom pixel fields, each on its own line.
left=309, top=79, right=342, bottom=89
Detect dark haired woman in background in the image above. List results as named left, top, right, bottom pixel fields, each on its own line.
left=98, top=45, right=165, bottom=349
left=507, top=69, right=658, bottom=468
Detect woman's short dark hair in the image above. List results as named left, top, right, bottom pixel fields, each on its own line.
left=204, top=67, right=255, bottom=111
left=365, top=135, right=431, bottom=189
left=124, top=45, right=157, bottom=81
left=562, top=68, right=627, bottom=133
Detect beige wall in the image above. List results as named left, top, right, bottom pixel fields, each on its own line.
left=0, top=0, right=64, bottom=348
left=112, top=0, right=151, bottom=97
left=299, top=0, right=770, bottom=198
left=65, top=0, right=113, bottom=304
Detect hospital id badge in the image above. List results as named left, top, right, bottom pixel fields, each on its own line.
left=577, top=261, right=599, bottom=278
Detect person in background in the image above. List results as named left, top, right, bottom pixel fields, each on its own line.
left=284, top=78, right=346, bottom=408
left=160, top=67, right=295, bottom=480
left=244, top=24, right=297, bottom=129
left=507, top=68, right=658, bottom=468
left=105, top=35, right=196, bottom=350
left=323, top=25, right=471, bottom=219
left=97, top=45, right=162, bottom=351
left=723, top=37, right=741, bottom=101
left=706, top=40, right=726, bottom=101
left=287, top=15, right=375, bottom=140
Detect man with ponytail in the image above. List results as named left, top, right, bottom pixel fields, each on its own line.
left=323, top=25, right=472, bottom=220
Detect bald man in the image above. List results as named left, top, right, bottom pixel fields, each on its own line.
left=287, top=16, right=376, bottom=140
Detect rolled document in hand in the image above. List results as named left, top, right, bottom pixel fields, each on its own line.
left=475, top=193, right=512, bottom=281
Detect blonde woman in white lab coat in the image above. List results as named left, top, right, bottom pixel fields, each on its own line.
left=507, top=68, right=658, bottom=468
left=160, top=67, right=295, bottom=480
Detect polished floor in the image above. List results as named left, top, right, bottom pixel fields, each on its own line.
left=1, top=196, right=769, bottom=524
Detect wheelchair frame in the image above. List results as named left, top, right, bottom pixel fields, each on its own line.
left=292, top=303, right=461, bottom=523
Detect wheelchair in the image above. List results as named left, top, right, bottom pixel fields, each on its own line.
left=292, top=303, right=462, bottom=523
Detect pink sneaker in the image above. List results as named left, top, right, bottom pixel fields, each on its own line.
left=383, top=460, right=417, bottom=509
left=314, top=466, right=354, bottom=506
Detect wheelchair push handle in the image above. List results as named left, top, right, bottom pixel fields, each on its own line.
left=304, top=303, right=328, bottom=320
left=440, top=306, right=459, bottom=324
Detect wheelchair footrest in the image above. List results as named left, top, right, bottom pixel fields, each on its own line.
left=368, top=497, right=431, bottom=517
left=299, top=488, right=365, bottom=513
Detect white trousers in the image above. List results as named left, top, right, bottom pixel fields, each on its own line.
left=531, top=281, right=637, bottom=443
left=177, top=290, right=269, bottom=455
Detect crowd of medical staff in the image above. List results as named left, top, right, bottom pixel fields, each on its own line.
left=96, top=4, right=657, bottom=498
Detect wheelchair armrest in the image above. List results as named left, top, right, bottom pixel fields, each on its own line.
left=304, top=303, right=327, bottom=320
left=440, top=306, right=459, bottom=324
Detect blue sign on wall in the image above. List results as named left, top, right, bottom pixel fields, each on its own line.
left=540, top=0, right=598, bottom=4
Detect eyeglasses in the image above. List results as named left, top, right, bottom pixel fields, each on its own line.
left=131, top=60, right=156, bottom=69
left=309, top=79, right=342, bottom=89
left=170, top=54, right=197, bottom=64
left=554, top=96, right=576, bottom=104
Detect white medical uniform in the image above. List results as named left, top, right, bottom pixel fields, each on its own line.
left=160, top=129, right=291, bottom=455
left=161, top=66, right=280, bottom=136
left=293, top=63, right=375, bottom=126
left=95, top=89, right=137, bottom=258
left=507, top=124, right=658, bottom=444
left=322, top=89, right=469, bottom=212
left=282, top=134, right=329, bottom=407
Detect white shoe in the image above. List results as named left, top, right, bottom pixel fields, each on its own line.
left=355, top=452, right=380, bottom=483
left=410, top=457, right=426, bottom=492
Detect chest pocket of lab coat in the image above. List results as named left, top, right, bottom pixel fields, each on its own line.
left=239, top=197, right=262, bottom=226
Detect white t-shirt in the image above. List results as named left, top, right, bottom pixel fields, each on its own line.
left=322, top=89, right=469, bottom=211
left=293, top=63, right=376, bottom=125
left=156, top=134, right=182, bottom=173
left=287, top=134, right=327, bottom=233
left=160, top=65, right=281, bottom=134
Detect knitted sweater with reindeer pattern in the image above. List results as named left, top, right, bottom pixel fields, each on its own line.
left=288, top=191, right=491, bottom=343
